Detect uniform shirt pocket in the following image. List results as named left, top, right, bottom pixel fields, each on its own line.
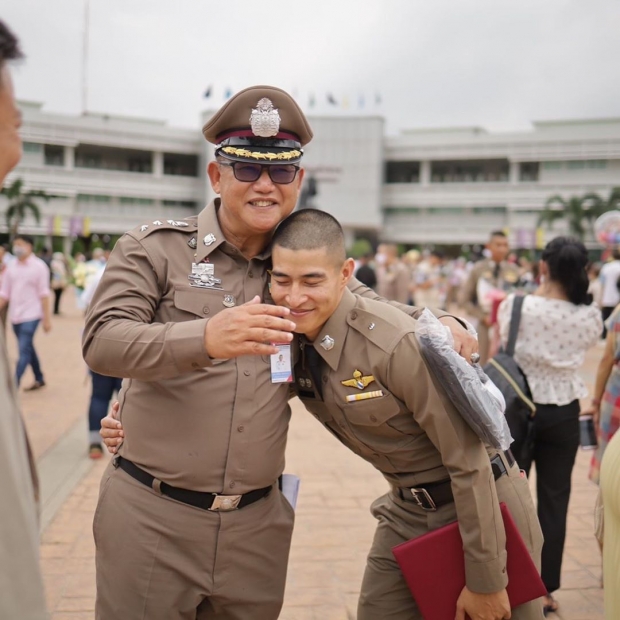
left=173, top=286, right=228, bottom=320
left=343, top=392, right=401, bottom=426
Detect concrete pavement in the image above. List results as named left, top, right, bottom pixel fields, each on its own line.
left=9, top=289, right=605, bottom=619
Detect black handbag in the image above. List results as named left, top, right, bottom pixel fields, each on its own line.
left=483, top=294, right=536, bottom=466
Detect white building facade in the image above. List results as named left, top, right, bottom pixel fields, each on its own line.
left=3, top=101, right=619, bottom=252
left=383, top=118, right=620, bottom=249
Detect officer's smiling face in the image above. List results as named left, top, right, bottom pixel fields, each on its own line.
left=208, top=160, right=305, bottom=240
left=270, top=245, right=355, bottom=342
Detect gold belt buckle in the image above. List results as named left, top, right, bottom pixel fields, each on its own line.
left=209, top=494, right=243, bottom=511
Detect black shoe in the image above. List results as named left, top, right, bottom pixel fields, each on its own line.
left=24, top=380, right=46, bottom=391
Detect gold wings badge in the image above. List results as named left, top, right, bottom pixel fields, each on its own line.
left=341, top=369, right=375, bottom=390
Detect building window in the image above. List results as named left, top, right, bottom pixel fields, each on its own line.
left=163, top=153, right=199, bottom=177
left=385, top=161, right=420, bottom=183
left=75, top=144, right=152, bottom=173
left=567, top=160, right=586, bottom=170
left=542, top=161, right=562, bottom=170
left=519, top=162, right=539, bottom=182
left=587, top=160, right=607, bottom=169
left=77, top=194, right=111, bottom=202
left=162, top=200, right=198, bottom=208
left=430, top=159, right=509, bottom=183
left=23, top=141, right=42, bottom=153
left=119, top=197, right=154, bottom=205
left=44, top=144, right=64, bottom=166
left=384, top=207, right=423, bottom=215
left=472, top=206, right=506, bottom=214
left=427, top=207, right=463, bottom=215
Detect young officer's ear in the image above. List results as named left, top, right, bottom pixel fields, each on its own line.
left=342, top=258, right=356, bottom=285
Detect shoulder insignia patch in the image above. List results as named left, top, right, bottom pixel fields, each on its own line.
left=347, top=308, right=412, bottom=354
left=131, top=217, right=198, bottom=239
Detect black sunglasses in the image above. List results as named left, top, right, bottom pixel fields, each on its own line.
left=219, top=161, right=300, bottom=185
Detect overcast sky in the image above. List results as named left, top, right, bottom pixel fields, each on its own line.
left=4, top=0, right=620, bottom=135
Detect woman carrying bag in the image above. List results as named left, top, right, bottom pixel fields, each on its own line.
left=497, top=237, right=601, bottom=616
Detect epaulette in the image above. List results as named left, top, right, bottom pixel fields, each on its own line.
left=346, top=307, right=416, bottom=354
left=130, top=217, right=198, bottom=240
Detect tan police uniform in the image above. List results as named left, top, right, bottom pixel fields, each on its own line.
left=459, top=258, right=520, bottom=365
left=293, top=288, right=544, bottom=620
left=83, top=85, right=461, bottom=620
left=0, top=330, right=47, bottom=619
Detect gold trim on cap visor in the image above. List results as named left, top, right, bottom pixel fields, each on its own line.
left=220, top=146, right=302, bottom=161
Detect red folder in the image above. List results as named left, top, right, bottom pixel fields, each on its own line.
left=392, top=503, right=546, bottom=620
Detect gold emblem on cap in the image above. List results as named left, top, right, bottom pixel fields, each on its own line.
left=341, top=370, right=375, bottom=390
left=221, top=146, right=301, bottom=161
left=250, top=97, right=281, bottom=137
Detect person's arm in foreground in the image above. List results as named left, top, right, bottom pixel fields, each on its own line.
left=0, top=333, right=47, bottom=619
left=582, top=327, right=616, bottom=427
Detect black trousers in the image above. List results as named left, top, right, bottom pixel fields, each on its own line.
left=512, top=399, right=580, bottom=594
left=602, top=306, right=615, bottom=339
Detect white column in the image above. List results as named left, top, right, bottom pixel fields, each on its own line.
left=65, top=146, right=75, bottom=170
left=420, top=160, right=431, bottom=186
left=152, top=151, right=164, bottom=178
left=509, top=160, right=519, bottom=185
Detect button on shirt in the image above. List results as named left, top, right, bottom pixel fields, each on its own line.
left=0, top=255, right=50, bottom=324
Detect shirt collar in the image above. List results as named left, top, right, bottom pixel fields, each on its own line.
left=194, top=198, right=273, bottom=263
left=306, top=287, right=357, bottom=371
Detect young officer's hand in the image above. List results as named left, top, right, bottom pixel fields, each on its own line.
left=438, top=316, right=479, bottom=364
left=100, top=401, right=123, bottom=454
left=455, top=586, right=511, bottom=620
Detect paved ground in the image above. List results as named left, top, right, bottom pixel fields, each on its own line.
left=10, top=288, right=606, bottom=619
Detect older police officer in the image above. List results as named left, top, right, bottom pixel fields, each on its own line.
left=87, top=86, right=478, bottom=620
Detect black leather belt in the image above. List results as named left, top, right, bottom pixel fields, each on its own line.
left=115, top=456, right=273, bottom=512
left=398, top=449, right=515, bottom=512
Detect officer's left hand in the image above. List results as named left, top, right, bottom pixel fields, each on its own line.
left=100, top=401, right=123, bottom=454
left=455, top=586, right=511, bottom=620
left=438, top=316, right=479, bottom=363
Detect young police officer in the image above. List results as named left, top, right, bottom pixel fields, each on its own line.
left=267, top=210, right=543, bottom=620
left=86, top=85, right=478, bottom=620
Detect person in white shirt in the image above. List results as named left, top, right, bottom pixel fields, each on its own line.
left=498, top=236, right=602, bottom=616
left=599, top=248, right=620, bottom=337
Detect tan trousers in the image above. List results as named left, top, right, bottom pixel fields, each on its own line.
left=358, top=458, right=545, bottom=620
left=94, top=462, right=295, bottom=620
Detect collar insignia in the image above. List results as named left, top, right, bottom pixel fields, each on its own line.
left=320, top=335, right=335, bottom=351
left=203, top=233, right=217, bottom=246
left=250, top=98, right=281, bottom=137
left=341, top=370, right=375, bottom=390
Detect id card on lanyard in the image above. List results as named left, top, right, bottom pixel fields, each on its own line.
left=270, top=343, right=293, bottom=383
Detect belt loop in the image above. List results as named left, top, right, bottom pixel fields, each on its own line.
left=112, top=456, right=120, bottom=469
left=152, top=478, right=163, bottom=495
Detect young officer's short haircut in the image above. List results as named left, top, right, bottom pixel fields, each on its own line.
left=273, top=209, right=346, bottom=265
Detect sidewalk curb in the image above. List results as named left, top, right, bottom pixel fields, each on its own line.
left=38, top=416, right=95, bottom=533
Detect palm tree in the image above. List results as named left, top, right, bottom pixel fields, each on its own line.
left=537, top=190, right=617, bottom=241
left=1, top=178, right=50, bottom=239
